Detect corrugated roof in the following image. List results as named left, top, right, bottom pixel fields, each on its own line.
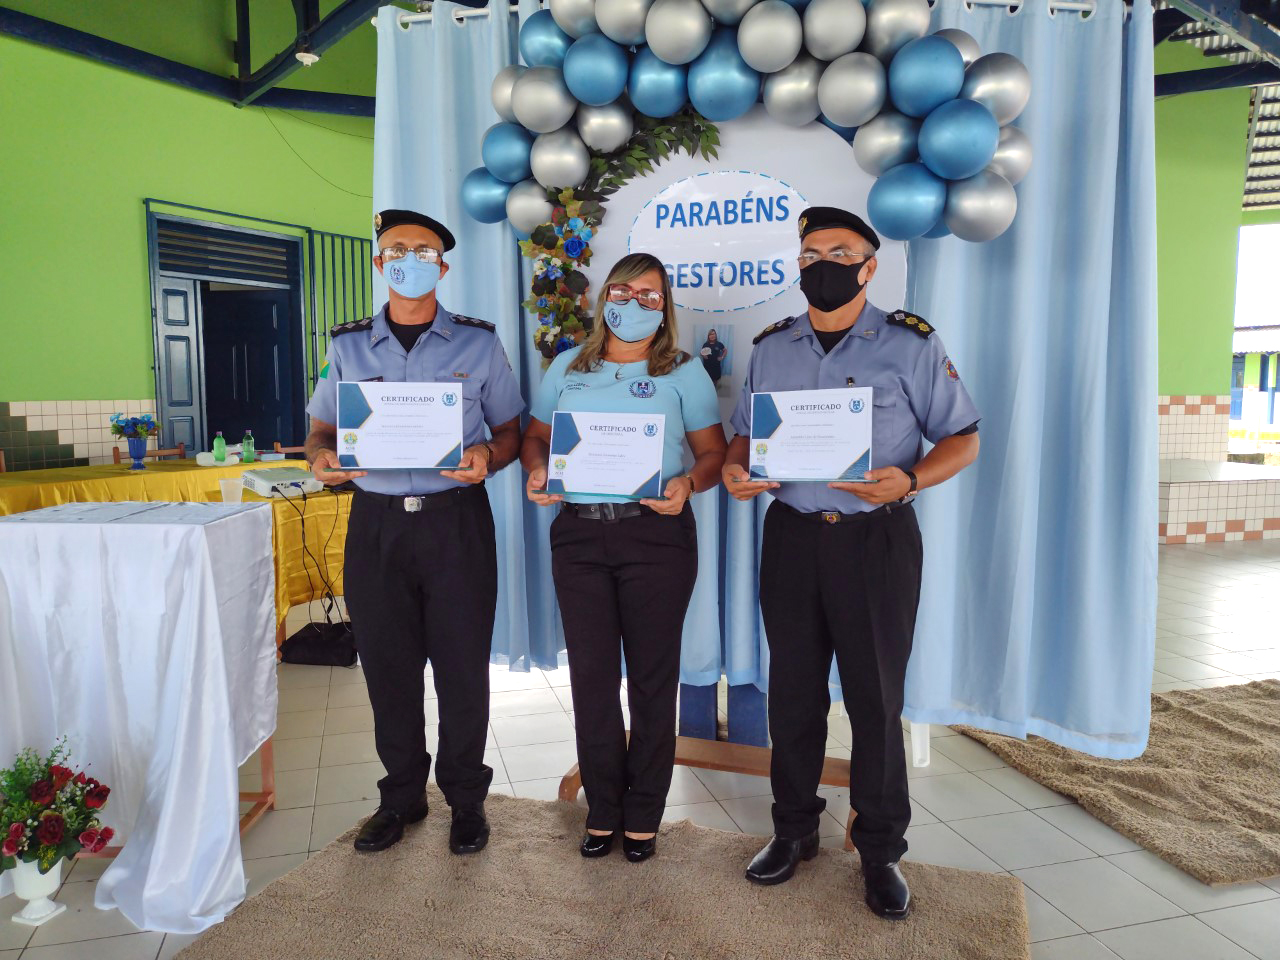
left=1233, top=325, right=1280, bottom=353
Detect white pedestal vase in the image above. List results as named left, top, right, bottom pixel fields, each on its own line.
left=9, top=859, right=67, bottom=926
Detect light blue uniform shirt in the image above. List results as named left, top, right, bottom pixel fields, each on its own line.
left=306, top=303, right=524, bottom=496
left=532, top=345, right=722, bottom=503
left=730, top=302, right=980, bottom=514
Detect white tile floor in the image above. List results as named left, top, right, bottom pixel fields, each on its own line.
left=4, top=540, right=1280, bottom=959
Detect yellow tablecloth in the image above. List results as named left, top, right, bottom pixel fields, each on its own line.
left=0, top=460, right=349, bottom=637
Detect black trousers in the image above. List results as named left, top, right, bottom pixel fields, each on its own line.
left=342, top=485, right=497, bottom=812
left=760, top=500, right=923, bottom=863
left=550, top=506, right=698, bottom=833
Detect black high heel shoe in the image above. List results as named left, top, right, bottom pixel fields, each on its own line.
left=622, top=834, right=657, bottom=863
left=580, top=831, right=617, bottom=858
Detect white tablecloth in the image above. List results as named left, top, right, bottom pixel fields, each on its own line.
left=0, top=502, right=277, bottom=933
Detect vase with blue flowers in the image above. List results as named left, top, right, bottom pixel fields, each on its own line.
left=110, top=413, right=158, bottom=470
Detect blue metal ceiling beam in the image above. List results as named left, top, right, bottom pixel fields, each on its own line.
left=1165, top=0, right=1280, bottom=66
left=1155, top=60, right=1280, bottom=95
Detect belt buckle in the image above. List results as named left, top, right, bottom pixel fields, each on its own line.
left=403, top=496, right=423, bottom=513
left=600, top=502, right=621, bottom=523
left=821, top=511, right=840, bottom=525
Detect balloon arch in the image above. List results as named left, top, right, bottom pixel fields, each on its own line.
left=459, top=0, right=1033, bottom=358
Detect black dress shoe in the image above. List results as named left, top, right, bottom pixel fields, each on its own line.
left=580, top=831, right=617, bottom=858
left=449, top=803, right=490, bottom=855
left=622, top=834, right=656, bottom=863
left=862, top=860, right=911, bottom=919
left=353, top=796, right=428, bottom=853
left=744, top=831, right=819, bottom=885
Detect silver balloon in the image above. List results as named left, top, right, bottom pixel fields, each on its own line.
left=816, top=52, right=885, bottom=128
left=490, top=65, right=527, bottom=123
left=577, top=100, right=635, bottom=151
left=531, top=128, right=592, bottom=189
left=853, top=109, right=919, bottom=175
left=863, top=0, right=930, bottom=63
left=763, top=53, right=822, bottom=125
left=646, top=0, right=713, bottom=64
left=961, top=52, right=1031, bottom=125
left=550, top=0, right=601, bottom=38
left=597, top=0, right=653, bottom=44
left=933, top=27, right=980, bottom=66
left=738, top=1, right=802, bottom=73
left=701, top=0, right=758, bottom=26
left=506, top=179, right=555, bottom=234
left=803, top=0, right=865, bottom=62
left=988, top=124, right=1032, bottom=185
left=944, top=169, right=1017, bottom=242
left=511, top=66, right=580, bottom=134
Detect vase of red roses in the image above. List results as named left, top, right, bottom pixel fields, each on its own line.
left=1, top=741, right=113, bottom=927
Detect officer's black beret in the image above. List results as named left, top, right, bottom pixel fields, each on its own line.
left=374, top=209, right=456, bottom=252
left=797, top=206, right=880, bottom=252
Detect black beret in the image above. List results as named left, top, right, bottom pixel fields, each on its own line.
left=797, top=206, right=880, bottom=251
left=374, top=209, right=456, bottom=252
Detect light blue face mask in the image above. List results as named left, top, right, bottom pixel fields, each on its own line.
left=603, top=299, right=663, bottom=343
left=383, top=256, right=440, bottom=299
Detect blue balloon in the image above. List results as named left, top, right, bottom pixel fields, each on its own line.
left=687, top=28, right=760, bottom=123
left=519, top=10, right=572, bottom=68
left=481, top=122, right=535, bottom=184
left=867, top=162, right=946, bottom=241
left=629, top=47, right=688, bottom=118
left=918, top=98, right=1000, bottom=180
left=819, top=114, right=858, bottom=141
left=779, top=0, right=812, bottom=7
left=921, top=218, right=951, bottom=239
left=889, top=36, right=965, bottom=119
left=564, top=35, right=630, bottom=107
left=461, top=168, right=513, bottom=224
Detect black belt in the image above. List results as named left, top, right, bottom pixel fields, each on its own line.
left=559, top=501, right=651, bottom=522
left=355, top=483, right=484, bottom=513
left=776, top=501, right=907, bottom=525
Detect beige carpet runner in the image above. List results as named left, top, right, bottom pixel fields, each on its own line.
left=179, top=787, right=1028, bottom=960
left=958, top=679, right=1280, bottom=886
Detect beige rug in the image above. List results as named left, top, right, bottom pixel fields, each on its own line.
left=179, top=788, right=1028, bottom=960
left=958, top=679, right=1280, bottom=886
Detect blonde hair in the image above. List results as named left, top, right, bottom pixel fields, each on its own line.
left=567, top=253, right=689, bottom=378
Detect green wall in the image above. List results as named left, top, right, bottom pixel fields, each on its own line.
left=1154, top=43, right=1251, bottom=397
left=0, top=36, right=374, bottom=401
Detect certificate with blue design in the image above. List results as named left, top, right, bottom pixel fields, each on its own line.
left=749, top=387, right=873, bottom=482
left=335, top=381, right=463, bottom=470
left=548, top=411, right=665, bottom=499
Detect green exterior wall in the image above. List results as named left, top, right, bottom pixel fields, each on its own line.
left=0, top=36, right=374, bottom=401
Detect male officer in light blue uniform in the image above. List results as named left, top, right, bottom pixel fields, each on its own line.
left=723, top=206, right=980, bottom=919
left=305, top=209, right=523, bottom=857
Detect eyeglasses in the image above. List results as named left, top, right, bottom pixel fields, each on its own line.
left=606, top=284, right=664, bottom=311
left=797, top=249, right=873, bottom=268
left=379, top=245, right=442, bottom=264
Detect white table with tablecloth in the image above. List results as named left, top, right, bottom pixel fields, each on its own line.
left=0, top=501, right=277, bottom=933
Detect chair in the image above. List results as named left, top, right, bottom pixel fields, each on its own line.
left=0, top=449, right=6, bottom=473
left=273, top=441, right=306, bottom=456
left=112, top=440, right=186, bottom=464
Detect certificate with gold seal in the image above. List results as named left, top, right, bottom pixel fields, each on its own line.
left=749, top=387, right=873, bottom=482
left=335, top=382, right=463, bottom=470
left=547, top=411, right=665, bottom=499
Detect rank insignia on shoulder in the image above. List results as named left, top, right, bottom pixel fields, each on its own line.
left=452, top=314, right=495, bottom=332
left=753, top=316, right=798, bottom=344
left=888, top=310, right=934, bottom=338
left=452, top=371, right=470, bottom=379
left=329, top=316, right=374, bottom=338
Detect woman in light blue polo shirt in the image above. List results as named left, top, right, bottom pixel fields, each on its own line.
left=520, top=252, right=727, bottom=863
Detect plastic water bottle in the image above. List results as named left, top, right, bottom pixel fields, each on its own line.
left=242, top=430, right=255, bottom=464
left=213, top=431, right=226, bottom=463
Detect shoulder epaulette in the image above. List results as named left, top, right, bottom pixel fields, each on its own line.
left=753, top=316, right=798, bottom=345
left=329, top=317, right=374, bottom=338
left=886, top=310, right=935, bottom=339
left=452, top=314, right=495, bottom=332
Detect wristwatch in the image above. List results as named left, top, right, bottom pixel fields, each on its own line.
left=480, top=442, right=495, bottom=466
left=901, top=469, right=918, bottom=502
left=682, top=472, right=697, bottom=495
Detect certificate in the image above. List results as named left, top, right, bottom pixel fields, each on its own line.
left=335, top=381, right=463, bottom=470
left=749, top=387, right=872, bottom=482
left=547, top=411, right=665, bottom=499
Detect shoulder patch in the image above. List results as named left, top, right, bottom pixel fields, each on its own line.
left=452, top=314, right=496, bottom=332
left=886, top=310, right=935, bottom=339
left=753, top=316, right=798, bottom=345
left=329, top=316, right=374, bottom=338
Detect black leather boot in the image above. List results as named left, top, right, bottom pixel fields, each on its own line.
left=448, top=803, right=490, bottom=855
left=744, top=831, right=820, bottom=885
left=580, top=831, right=617, bottom=858
left=862, top=860, right=911, bottom=919
left=353, top=795, right=429, bottom=852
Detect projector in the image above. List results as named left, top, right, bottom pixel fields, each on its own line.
left=240, top=467, right=324, bottom=498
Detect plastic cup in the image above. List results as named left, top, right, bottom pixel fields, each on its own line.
left=218, top=478, right=244, bottom=503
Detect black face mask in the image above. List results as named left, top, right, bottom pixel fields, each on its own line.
left=799, top=259, right=868, bottom=313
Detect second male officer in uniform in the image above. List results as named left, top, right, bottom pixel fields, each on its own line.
left=306, top=209, right=524, bottom=856
left=723, top=207, right=980, bottom=919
